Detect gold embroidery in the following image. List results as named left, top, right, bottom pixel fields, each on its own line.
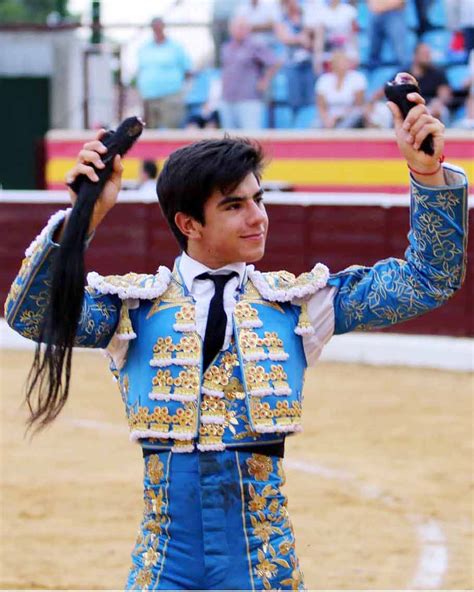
left=198, top=423, right=225, bottom=446
left=150, top=367, right=200, bottom=399
left=224, top=377, right=246, bottom=401
left=245, top=363, right=272, bottom=395
left=173, top=303, right=196, bottom=331
left=147, top=455, right=164, bottom=485
left=128, top=402, right=197, bottom=436
left=150, top=333, right=200, bottom=366
left=244, top=456, right=305, bottom=590
left=246, top=453, right=273, bottom=481
left=234, top=301, right=263, bottom=327
left=249, top=399, right=302, bottom=427
left=117, top=301, right=135, bottom=336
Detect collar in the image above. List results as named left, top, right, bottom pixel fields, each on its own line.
left=179, top=251, right=247, bottom=293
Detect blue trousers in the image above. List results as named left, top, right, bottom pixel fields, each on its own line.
left=125, top=450, right=305, bottom=590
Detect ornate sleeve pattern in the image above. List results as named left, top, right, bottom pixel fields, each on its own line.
left=4, top=209, right=121, bottom=347
left=329, top=165, right=469, bottom=334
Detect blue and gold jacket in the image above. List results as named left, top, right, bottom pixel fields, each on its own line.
left=4, top=167, right=468, bottom=452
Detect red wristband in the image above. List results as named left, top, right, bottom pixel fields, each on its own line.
left=407, top=154, right=445, bottom=176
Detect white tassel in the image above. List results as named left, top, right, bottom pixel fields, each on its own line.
left=171, top=444, right=195, bottom=453
left=273, top=386, right=292, bottom=396
left=197, top=443, right=226, bottom=452
left=240, top=319, right=263, bottom=328
left=148, top=391, right=197, bottom=402
left=149, top=358, right=174, bottom=368
left=173, top=323, right=197, bottom=332
left=129, top=429, right=195, bottom=442
left=254, top=423, right=303, bottom=434
left=294, top=326, right=315, bottom=336
left=117, top=331, right=137, bottom=341
left=242, top=352, right=268, bottom=362
left=249, top=387, right=274, bottom=397
left=201, top=386, right=225, bottom=398
left=268, top=352, right=289, bottom=361
left=200, top=416, right=226, bottom=425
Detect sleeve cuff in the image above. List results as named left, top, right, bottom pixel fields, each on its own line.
left=410, top=162, right=468, bottom=191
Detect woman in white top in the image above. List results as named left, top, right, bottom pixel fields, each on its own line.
left=315, top=49, right=367, bottom=128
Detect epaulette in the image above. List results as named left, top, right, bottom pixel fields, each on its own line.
left=248, top=263, right=329, bottom=302
left=87, top=266, right=172, bottom=300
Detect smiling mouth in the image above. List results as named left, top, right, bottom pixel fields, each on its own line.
left=241, top=233, right=264, bottom=240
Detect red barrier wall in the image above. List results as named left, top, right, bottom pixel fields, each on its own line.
left=1, top=202, right=472, bottom=337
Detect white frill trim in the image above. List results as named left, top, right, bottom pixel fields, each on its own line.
left=173, top=323, right=196, bottom=332
left=294, top=326, right=315, bottom=336
left=25, top=208, right=71, bottom=257
left=238, top=320, right=263, bottom=329
left=149, top=357, right=200, bottom=368
left=117, top=330, right=137, bottom=341
left=171, top=444, right=195, bottom=453
left=174, top=357, right=200, bottom=366
left=242, top=351, right=268, bottom=362
left=130, top=429, right=195, bottom=442
left=249, top=387, right=274, bottom=397
left=273, top=386, right=292, bottom=396
left=148, top=391, right=197, bottom=402
left=197, top=443, right=226, bottom=452
left=149, top=358, right=173, bottom=368
left=200, top=416, right=226, bottom=425
left=268, top=352, right=289, bottom=361
left=202, top=387, right=225, bottom=398
left=254, top=423, right=303, bottom=434
left=248, top=263, right=329, bottom=302
left=87, top=265, right=172, bottom=300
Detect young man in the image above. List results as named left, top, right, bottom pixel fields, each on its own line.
left=5, top=93, right=468, bottom=590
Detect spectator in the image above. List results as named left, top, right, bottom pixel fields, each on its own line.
left=453, top=76, right=474, bottom=128
left=367, top=0, right=408, bottom=69
left=315, top=49, right=367, bottom=128
left=446, top=0, right=474, bottom=55
left=413, top=0, right=436, bottom=38
left=220, top=16, right=280, bottom=129
left=212, top=0, right=242, bottom=66
left=406, top=42, right=452, bottom=123
left=186, top=76, right=222, bottom=129
left=365, top=42, right=453, bottom=127
left=137, top=17, right=192, bottom=129
left=137, top=160, right=158, bottom=196
left=275, top=0, right=315, bottom=124
left=305, top=0, right=359, bottom=74
left=234, top=0, right=281, bottom=47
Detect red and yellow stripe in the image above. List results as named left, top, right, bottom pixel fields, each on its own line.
left=45, top=133, right=473, bottom=192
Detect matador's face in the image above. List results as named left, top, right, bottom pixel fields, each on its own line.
left=187, top=172, right=269, bottom=268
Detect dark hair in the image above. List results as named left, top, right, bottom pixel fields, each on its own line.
left=157, top=137, right=265, bottom=250
left=142, top=159, right=158, bottom=179
left=25, top=118, right=143, bottom=432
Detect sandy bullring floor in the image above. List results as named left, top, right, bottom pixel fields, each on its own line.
left=0, top=350, right=472, bottom=590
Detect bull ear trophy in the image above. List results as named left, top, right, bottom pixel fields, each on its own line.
left=26, top=117, right=144, bottom=432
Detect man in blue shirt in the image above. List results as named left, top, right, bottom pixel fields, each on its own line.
left=137, top=18, right=192, bottom=129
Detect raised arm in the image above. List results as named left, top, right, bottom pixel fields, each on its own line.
left=5, top=130, right=124, bottom=347
left=329, top=93, right=468, bottom=333
left=4, top=209, right=122, bottom=347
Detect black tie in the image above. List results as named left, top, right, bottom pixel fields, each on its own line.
left=196, top=272, right=238, bottom=370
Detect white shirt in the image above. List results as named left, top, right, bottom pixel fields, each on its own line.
left=179, top=251, right=336, bottom=366
left=316, top=70, right=367, bottom=118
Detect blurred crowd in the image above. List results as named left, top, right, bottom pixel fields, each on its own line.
left=136, top=0, right=474, bottom=130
